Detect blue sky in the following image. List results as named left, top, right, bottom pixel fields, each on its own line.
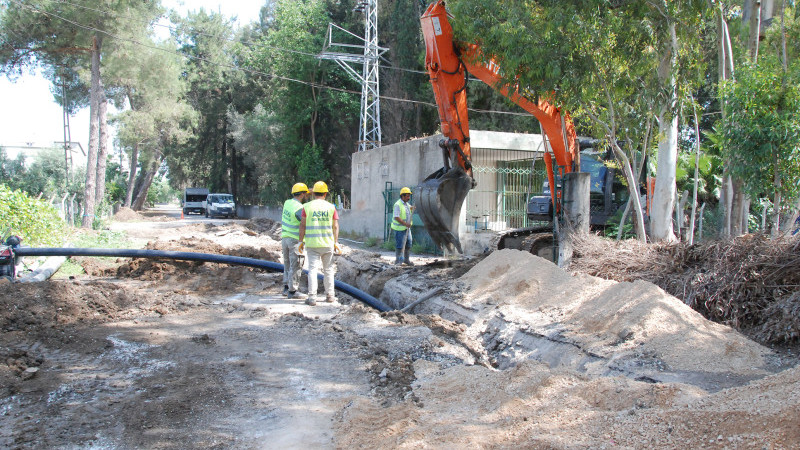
left=0, top=0, right=265, bottom=161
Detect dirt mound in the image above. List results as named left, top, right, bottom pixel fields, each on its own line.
left=0, top=278, right=205, bottom=396
left=570, top=233, right=800, bottom=345
left=245, top=218, right=282, bottom=240
left=460, top=249, right=771, bottom=375
left=113, top=207, right=143, bottom=221
left=337, top=358, right=800, bottom=448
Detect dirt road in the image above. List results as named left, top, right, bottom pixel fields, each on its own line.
left=1, top=208, right=798, bottom=448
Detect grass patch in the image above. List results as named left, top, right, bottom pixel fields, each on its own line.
left=70, top=229, right=133, bottom=249
left=52, top=229, right=138, bottom=279
left=364, top=236, right=379, bottom=247
left=53, top=259, right=86, bottom=278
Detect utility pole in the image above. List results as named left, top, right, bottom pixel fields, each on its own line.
left=319, top=0, right=387, bottom=152
left=61, top=71, right=73, bottom=186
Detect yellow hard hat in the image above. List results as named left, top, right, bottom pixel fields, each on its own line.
left=312, top=181, right=329, bottom=193
left=292, top=182, right=309, bottom=194
left=400, top=187, right=412, bottom=195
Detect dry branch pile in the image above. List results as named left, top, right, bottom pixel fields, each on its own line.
left=569, top=233, right=800, bottom=344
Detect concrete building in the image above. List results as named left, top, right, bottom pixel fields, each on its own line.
left=348, top=130, right=548, bottom=254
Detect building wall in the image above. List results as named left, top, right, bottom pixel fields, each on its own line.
left=348, top=131, right=546, bottom=252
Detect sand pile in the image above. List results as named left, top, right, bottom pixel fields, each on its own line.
left=113, top=207, right=143, bottom=221
left=458, top=249, right=773, bottom=377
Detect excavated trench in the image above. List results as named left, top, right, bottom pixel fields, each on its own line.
left=334, top=249, right=782, bottom=393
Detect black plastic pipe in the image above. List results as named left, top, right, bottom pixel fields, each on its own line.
left=17, top=247, right=392, bottom=312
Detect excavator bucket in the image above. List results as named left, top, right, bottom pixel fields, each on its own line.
left=417, top=166, right=473, bottom=254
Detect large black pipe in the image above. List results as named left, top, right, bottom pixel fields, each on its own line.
left=17, top=247, right=392, bottom=312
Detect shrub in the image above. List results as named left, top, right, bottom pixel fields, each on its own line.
left=0, top=184, right=66, bottom=247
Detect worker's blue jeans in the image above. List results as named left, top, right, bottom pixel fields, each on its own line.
left=394, top=229, right=412, bottom=249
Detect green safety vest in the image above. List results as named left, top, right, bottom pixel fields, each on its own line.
left=281, top=198, right=303, bottom=240
left=391, top=199, right=412, bottom=231
left=303, top=199, right=336, bottom=248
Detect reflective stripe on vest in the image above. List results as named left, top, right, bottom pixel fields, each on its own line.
left=303, top=199, right=335, bottom=247
left=281, top=198, right=303, bottom=239
left=390, top=199, right=412, bottom=231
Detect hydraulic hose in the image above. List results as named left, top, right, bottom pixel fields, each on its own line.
left=16, top=247, right=392, bottom=312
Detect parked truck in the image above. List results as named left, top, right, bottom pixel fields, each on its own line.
left=203, top=193, right=236, bottom=218
left=183, top=187, right=210, bottom=215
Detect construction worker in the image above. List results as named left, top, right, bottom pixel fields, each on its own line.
left=298, top=181, right=341, bottom=306
left=391, top=187, right=415, bottom=265
left=281, top=183, right=310, bottom=299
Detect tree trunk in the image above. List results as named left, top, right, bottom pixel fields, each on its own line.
left=95, top=85, right=109, bottom=204
left=124, top=142, right=139, bottom=208
left=131, top=155, right=163, bottom=211
left=689, top=100, right=701, bottom=245
left=719, top=7, right=736, bottom=237
left=650, top=22, right=678, bottom=242
left=81, top=34, right=103, bottom=228
left=610, top=142, right=647, bottom=242
left=772, top=153, right=782, bottom=237
left=748, top=0, right=762, bottom=62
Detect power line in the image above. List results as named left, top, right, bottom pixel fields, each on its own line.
left=49, top=0, right=430, bottom=76
left=9, top=0, right=535, bottom=117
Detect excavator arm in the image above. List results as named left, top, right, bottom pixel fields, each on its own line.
left=418, top=0, right=579, bottom=253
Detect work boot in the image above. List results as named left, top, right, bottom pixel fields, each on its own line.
left=325, top=295, right=336, bottom=303
left=305, top=297, right=317, bottom=306
left=282, top=285, right=289, bottom=296
left=395, top=248, right=403, bottom=265
left=403, top=249, right=413, bottom=266
left=288, top=291, right=307, bottom=300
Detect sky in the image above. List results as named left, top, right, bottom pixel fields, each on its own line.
left=0, top=0, right=265, bottom=162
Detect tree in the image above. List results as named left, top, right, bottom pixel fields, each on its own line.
left=239, top=0, right=359, bottom=203
left=170, top=9, right=238, bottom=195
left=720, top=56, right=800, bottom=236
left=105, top=37, right=195, bottom=209
left=446, top=0, right=707, bottom=242
left=0, top=0, right=162, bottom=226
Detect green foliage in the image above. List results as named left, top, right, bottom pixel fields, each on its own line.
left=364, top=236, right=379, bottom=248
left=0, top=146, right=84, bottom=200
left=0, top=184, right=66, bottom=247
left=69, top=229, right=133, bottom=249
left=603, top=208, right=636, bottom=240
left=147, top=177, right=179, bottom=204
left=297, top=144, right=331, bottom=186
left=720, top=57, right=800, bottom=212
left=234, top=0, right=360, bottom=205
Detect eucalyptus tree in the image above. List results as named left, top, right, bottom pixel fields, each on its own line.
left=0, top=0, right=162, bottom=227
left=447, top=0, right=709, bottom=242
left=720, top=9, right=800, bottom=236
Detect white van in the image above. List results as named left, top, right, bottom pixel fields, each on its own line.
left=203, top=193, right=236, bottom=218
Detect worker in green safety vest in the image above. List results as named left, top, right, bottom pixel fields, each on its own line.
left=298, top=181, right=341, bottom=306
left=391, top=187, right=415, bottom=265
left=281, top=183, right=310, bottom=299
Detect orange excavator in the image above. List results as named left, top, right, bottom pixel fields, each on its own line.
left=418, top=0, right=581, bottom=254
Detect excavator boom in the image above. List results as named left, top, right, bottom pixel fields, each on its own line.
left=418, top=0, right=475, bottom=254
left=419, top=0, right=579, bottom=253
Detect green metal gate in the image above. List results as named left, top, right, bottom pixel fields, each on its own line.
left=465, top=149, right=548, bottom=230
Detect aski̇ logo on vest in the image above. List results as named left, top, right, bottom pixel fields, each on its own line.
left=311, top=210, right=330, bottom=218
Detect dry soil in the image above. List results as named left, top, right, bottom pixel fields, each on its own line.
left=1, top=209, right=798, bottom=449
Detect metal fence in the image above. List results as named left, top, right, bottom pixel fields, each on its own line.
left=382, top=148, right=550, bottom=252
left=464, top=148, right=549, bottom=231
